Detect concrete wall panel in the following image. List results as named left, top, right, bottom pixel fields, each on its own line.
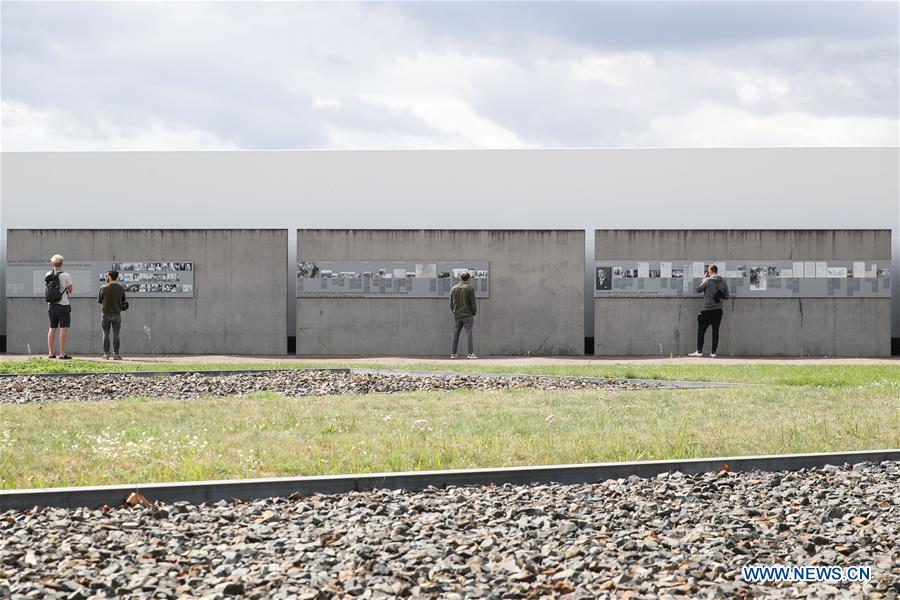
left=7, top=229, right=286, bottom=355
left=297, top=230, right=584, bottom=356
left=594, top=230, right=891, bottom=357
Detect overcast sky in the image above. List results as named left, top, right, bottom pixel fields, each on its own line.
left=2, top=1, right=898, bottom=151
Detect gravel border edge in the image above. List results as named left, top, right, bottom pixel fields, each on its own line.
left=2, top=449, right=897, bottom=512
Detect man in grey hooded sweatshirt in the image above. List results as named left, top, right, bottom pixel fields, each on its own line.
left=689, top=264, right=729, bottom=357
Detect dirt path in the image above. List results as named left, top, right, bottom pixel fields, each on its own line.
left=3, top=354, right=897, bottom=366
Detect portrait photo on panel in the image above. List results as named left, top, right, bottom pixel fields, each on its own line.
left=596, top=267, right=612, bottom=290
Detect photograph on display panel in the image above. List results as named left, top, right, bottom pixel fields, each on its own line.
left=749, top=267, right=767, bottom=291
left=595, top=267, right=612, bottom=291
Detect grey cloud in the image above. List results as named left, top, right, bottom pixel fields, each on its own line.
left=1, top=2, right=441, bottom=149
left=392, top=1, right=898, bottom=52
left=1, top=1, right=896, bottom=150
left=465, top=65, right=645, bottom=147
left=393, top=1, right=898, bottom=123
left=389, top=2, right=898, bottom=122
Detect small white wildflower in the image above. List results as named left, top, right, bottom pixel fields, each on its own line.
left=412, top=419, right=433, bottom=433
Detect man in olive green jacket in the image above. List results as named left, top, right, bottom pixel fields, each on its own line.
left=450, top=272, right=477, bottom=359
left=97, top=270, right=127, bottom=360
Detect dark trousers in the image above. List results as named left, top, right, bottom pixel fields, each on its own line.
left=697, top=309, right=723, bottom=353
left=101, top=313, right=121, bottom=354
left=452, top=317, right=475, bottom=355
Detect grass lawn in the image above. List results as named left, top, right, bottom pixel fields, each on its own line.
left=1, top=385, right=897, bottom=489
left=2, top=356, right=899, bottom=387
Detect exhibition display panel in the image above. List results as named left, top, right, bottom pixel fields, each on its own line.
left=297, top=260, right=490, bottom=298
left=594, top=259, right=890, bottom=298
left=7, top=260, right=195, bottom=298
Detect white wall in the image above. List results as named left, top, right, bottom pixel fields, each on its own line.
left=2, top=148, right=898, bottom=340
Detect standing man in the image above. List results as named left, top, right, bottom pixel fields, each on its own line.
left=46, top=254, right=74, bottom=359
left=450, top=271, right=478, bottom=359
left=689, top=264, right=729, bottom=358
left=98, top=270, right=127, bottom=360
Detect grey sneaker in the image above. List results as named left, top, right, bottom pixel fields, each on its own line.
left=450, top=354, right=458, bottom=359
left=113, top=354, right=123, bottom=360
left=102, top=353, right=110, bottom=360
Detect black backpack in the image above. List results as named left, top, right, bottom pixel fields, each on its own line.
left=713, top=281, right=730, bottom=302
left=45, top=272, right=64, bottom=303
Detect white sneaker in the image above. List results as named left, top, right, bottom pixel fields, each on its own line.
left=688, top=351, right=703, bottom=357
left=450, top=354, right=458, bottom=359
left=102, top=353, right=110, bottom=360
left=467, top=354, right=478, bottom=359
left=710, top=353, right=717, bottom=358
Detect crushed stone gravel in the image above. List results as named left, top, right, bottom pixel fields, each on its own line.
left=0, top=371, right=672, bottom=405
left=1, top=461, right=897, bottom=598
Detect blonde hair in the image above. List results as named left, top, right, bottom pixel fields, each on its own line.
left=51, top=254, right=64, bottom=268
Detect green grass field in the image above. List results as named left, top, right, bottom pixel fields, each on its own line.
left=1, top=382, right=897, bottom=490
left=2, top=356, right=899, bottom=387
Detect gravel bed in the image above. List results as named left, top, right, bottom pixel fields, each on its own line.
left=2, top=462, right=897, bottom=599
left=0, top=371, right=668, bottom=405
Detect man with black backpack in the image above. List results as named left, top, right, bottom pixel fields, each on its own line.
left=689, top=264, right=729, bottom=358
left=46, top=254, right=74, bottom=359
left=98, top=270, right=128, bottom=360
